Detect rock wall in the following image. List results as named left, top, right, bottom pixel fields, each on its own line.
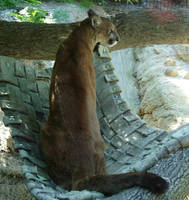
left=111, top=48, right=140, bottom=114
left=0, top=46, right=189, bottom=199
left=112, top=44, right=189, bottom=131
left=0, top=57, right=50, bottom=200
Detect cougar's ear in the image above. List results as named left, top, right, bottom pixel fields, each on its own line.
left=88, top=9, right=96, bottom=18
left=88, top=9, right=102, bottom=28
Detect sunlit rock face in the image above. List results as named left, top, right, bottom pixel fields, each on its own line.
left=111, top=49, right=141, bottom=115
left=0, top=108, right=12, bottom=152
left=112, top=44, right=189, bottom=131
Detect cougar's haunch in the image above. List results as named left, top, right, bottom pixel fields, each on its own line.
left=40, top=9, right=168, bottom=195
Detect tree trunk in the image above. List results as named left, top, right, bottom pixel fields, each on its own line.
left=0, top=20, right=76, bottom=60
left=0, top=8, right=189, bottom=60
left=112, top=8, right=189, bottom=52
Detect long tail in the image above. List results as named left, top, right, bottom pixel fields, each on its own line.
left=76, top=172, right=169, bottom=195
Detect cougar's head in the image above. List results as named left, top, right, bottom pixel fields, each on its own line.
left=88, top=9, right=120, bottom=48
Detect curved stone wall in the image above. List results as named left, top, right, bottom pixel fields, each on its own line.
left=0, top=46, right=189, bottom=199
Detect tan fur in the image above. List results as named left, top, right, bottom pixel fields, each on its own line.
left=40, top=10, right=168, bottom=195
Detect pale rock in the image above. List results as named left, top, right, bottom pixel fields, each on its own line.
left=184, top=72, right=189, bottom=79
left=113, top=44, right=189, bottom=131
left=164, top=59, right=176, bottom=66
left=153, top=48, right=161, bottom=54
left=165, top=68, right=179, bottom=77
left=0, top=108, right=13, bottom=152
left=136, top=45, right=189, bottom=131
left=111, top=48, right=140, bottom=114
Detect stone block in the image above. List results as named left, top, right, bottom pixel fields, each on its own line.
left=142, top=130, right=166, bottom=146
left=122, top=120, right=145, bottom=138
left=101, top=95, right=122, bottom=122
left=110, top=83, right=122, bottom=94
left=7, top=85, right=25, bottom=107
left=117, top=101, right=129, bottom=112
left=112, top=93, right=123, bottom=105
left=15, top=61, right=26, bottom=77
left=36, top=69, right=51, bottom=80
left=111, top=135, right=125, bottom=149
left=97, top=45, right=111, bottom=59
left=104, top=74, right=119, bottom=83
left=137, top=125, right=157, bottom=136
left=0, top=73, right=18, bottom=86
left=0, top=100, right=26, bottom=113
left=123, top=111, right=139, bottom=123
left=22, top=93, right=32, bottom=104
left=0, top=85, right=9, bottom=96
left=100, top=117, right=115, bottom=139
left=96, top=98, right=103, bottom=120
left=111, top=115, right=129, bottom=137
left=25, top=65, right=36, bottom=79
left=95, top=73, right=110, bottom=97
left=18, top=74, right=38, bottom=95
left=31, top=93, right=43, bottom=112
left=10, top=127, right=35, bottom=142
left=41, top=108, right=49, bottom=122
left=126, top=131, right=145, bottom=148
left=95, top=61, right=114, bottom=77
left=19, top=150, right=46, bottom=168
left=121, top=143, right=142, bottom=157
left=0, top=56, right=15, bottom=75
left=37, top=80, right=49, bottom=101
left=3, top=115, right=23, bottom=127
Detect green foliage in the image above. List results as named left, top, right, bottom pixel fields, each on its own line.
left=53, top=8, right=69, bottom=23
left=54, top=0, right=94, bottom=7
left=110, top=0, right=139, bottom=3
left=2, top=0, right=47, bottom=23
left=0, top=0, right=141, bottom=10
left=0, top=0, right=22, bottom=9
left=12, top=7, right=48, bottom=23
left=24, top=0, right=42, bottom=5
left=1, top=0, right=141, bottom=22
left=126, top=0, right=139, bottom=4
left=79, top=0, right=94, bottom=7
left=0, top=0, right=41, bottom=10
left=95, top=0, right=107, bottom=5
left=54, top=0, right=75, bottom=3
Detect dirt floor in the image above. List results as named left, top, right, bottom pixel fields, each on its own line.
left=0, top=151, right=34, bottom=200
left=0, top=104, right=34, bottom=200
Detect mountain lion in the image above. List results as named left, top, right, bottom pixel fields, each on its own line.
left=40, top=9, right=168, bottom=195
